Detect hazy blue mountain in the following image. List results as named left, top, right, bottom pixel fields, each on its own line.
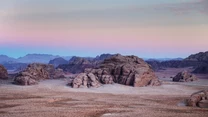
left=17, top=54, right=60, bottom=63
left=0, top=55, right=16, bottom=63
left=16, top=54, right=72, bottom=63
left=49, top=57, right=68, bottom=67
left=144, top=58, right=183, bottom=62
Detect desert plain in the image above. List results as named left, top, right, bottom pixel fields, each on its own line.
left=0, top=68, right=208, bottom=117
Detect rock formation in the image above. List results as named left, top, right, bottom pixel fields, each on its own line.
left=0, top=64, right=8, bottom=79
left=14, top=63, right=65, bottom=85
left=70, top=54, right=161, bottom=88
left=57, top=56, right=96, bottom=74
left=68, top=73, right=101, bottom=88
left=172, top=71, right=198, bottom=82
left=94, top=54, right=113, bottom=62
left=185, top=51, right=208, bottom=62
left=51, top=68, right=65, bottom=79
left=49, top=57, right=68, bottom=67
left=187, top=90, right=208, bottom=108
left=57, top=54, right=114, bottom=74
left=147, top=51, right=208, bottom=72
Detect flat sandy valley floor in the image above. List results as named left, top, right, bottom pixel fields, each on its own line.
left=0, top=68, right=208, bottom=117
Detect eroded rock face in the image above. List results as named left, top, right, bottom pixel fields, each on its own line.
left=0, top=64, right=8, bottom=79
left=14, top=63, right=65, bottom=85
left=69, top=73, right=101, bottom=88
left=187, top=90, right=208, bottom=108
left=173, top=71, right=198, bottom=82
left=70, top=54, right=161, bottom=88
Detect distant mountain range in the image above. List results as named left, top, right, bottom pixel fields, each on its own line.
left=0, top=53, right=186, bottom=64
left=146, top=51, right=208, bottom=74
left=144, top=58, right=183, bottom=62
left=0, top=54, right=72, bottom=70
left=0, top=54, right=72, bottom=64
left=0, top=55, right=17, bottom=63
left=1, top=52, right=208, bottom=74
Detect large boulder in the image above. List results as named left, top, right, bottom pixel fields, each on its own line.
left=71, top=54, right=161, bottom=88
left=14, top=63, right=65, bottom=85
left=0, top=64, right=8, bottom=79
left=173, top=71, right=198, bottom=82
left=187, top=90, right=208, bottom=108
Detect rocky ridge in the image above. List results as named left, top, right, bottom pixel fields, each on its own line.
left=70, top=54, right=161, bottom=88
left=14, top=63, right=65, bottom=85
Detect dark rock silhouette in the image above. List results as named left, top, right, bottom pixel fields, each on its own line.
left=94, top=54, right=114, bottom=61
left=147, top=51, right=208, bottom=73
left=173, top=71, right=198, bottom=82
left=192, top=65, right=208, bottom=74
left=49, top=57, right=68, bottom=67
left=0, top=65, right=8, bottom=79
left=58, top=54, right=114, bottom=74
left=185, top=51, right=208, bottom=62
left=58, top=56, right=96, bottom=74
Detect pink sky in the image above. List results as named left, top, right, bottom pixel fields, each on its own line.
left=0, top=0, right=208, bottom=58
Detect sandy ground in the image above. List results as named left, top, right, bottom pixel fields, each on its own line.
left=0, top=68, right=208, bottom=117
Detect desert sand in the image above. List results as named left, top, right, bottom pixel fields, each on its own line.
left=0, top=68, right=208, bottom=117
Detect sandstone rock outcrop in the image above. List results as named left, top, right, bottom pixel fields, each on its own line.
left=68, top=73, right=101, bottom=88
left=14, top=63, right=65, bottom=85
left=187, top=90, right=208, bottom=108
left=172, top=71, right=198, bottom=82
left=70, top=54, right=161, bottom=88
left=0, top=64, right=8, bottom=79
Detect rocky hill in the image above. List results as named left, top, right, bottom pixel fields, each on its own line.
left=49, top=57, right=68, bottom=67
left=185, top=51, right=208, bottom=62
left=58, top=56, right=96, bottom=74
left=14, top=63, right=65, bottom=85
left=57, top=54, right=114, bottom=73
left=69, top=54, right=161, bottom=88
left=94, top=54, right=113, bottom=61
left=147, top=51, right=208, bottom=74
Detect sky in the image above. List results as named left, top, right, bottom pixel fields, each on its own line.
left=0, top=0, right=208, bottom=58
